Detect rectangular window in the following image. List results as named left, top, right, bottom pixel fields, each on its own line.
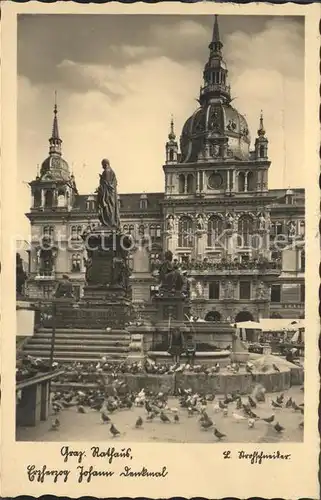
left=209, top=281, right=220, bottom=299
left=239, top=281, right=251, bottom=300
left=271, top=284, right=281, bottom=303
left=300, top=284, right=305, bottom=303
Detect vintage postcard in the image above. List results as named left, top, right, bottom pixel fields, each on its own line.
left=1, top=1, right=320, bottom=498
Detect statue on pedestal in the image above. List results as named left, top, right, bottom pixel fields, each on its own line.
left=224, top=280, right=234, bottom=299
left=258, top=212, right=266, bottom=230
left=158, top=250, right=184, bottom=292
left=196, top=214, right=204, bottom=231
left=96, top=159, right=120, bottom=230
left=256, top=281, right=266, bottom=299
left=54, top=275, right=74, bottom=299
left=226, top=212, right=235, bottom=230
left=167, top=215, right=175, bottom=232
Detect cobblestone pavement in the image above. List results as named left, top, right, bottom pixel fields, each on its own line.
left=16, top=386, right=304, bottom=443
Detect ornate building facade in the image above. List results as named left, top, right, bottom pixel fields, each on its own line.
left=25, top=16, right=305, bottom=321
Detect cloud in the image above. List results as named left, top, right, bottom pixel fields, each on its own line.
left=17, top=16, right=305, bottom=239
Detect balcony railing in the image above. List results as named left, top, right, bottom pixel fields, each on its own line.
left=181, top=259, right=282, bottom=275
left=34, top=271, right=55, bottom=280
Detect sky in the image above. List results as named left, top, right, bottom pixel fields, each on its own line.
left=17, top=14, right=304, bottom=239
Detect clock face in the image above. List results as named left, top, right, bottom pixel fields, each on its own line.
left=208, top=172, right=223, bottom=189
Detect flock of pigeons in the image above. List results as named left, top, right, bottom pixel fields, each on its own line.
left=50, top=382, right=304, bottom=441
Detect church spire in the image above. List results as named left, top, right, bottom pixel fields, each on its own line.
left=255, top=110, right=268, bottom=160
left=168, top=114, right=176, bottom=141
left=165, top=114, right=178, bottom=164
left=257, top=110, right=266, bottom=136
left=49, top=91, right=62, bottom=156
left=209, top=14, right=223, bottom=54
left=200, top=15, right=231, bottom=105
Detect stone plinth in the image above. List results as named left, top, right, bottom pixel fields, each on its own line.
left=152, top=292, right=188, bottom=327
left=54, top=228, right=134, bottom=330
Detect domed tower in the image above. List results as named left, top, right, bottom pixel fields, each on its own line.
left=163, top=15, right=271, bottom=199
left=29, top=98, right=78, bottom=212
left=254, top=111, right=269, bottom=160
left=165, top=115, right=178, bottom=164
left=179, top=14, right=251, bottom=166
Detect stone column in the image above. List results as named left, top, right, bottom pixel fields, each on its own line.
left=244, top=172, right=248, bottom=192
left=196, top=231, right=207, bottom=259
left=41, top=190, right=45, bottom=207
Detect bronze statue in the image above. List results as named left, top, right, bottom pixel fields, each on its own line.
left=54, top=275, right=74, bottom=299
left=158, top=250, right=184, bottom=292
left=96, top=159, right=120, bottom=230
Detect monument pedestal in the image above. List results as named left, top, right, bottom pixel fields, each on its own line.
left=55, top=228, right=134, bottom=330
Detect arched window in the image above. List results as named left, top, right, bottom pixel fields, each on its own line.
left=299, top=220, right=305, bottom=237
left=57, top=190, right=65, bottom=207
left=237, top=215, right=254, bottom=247
left=34, top=190, right=41, bottom=208
left=156, top=225, right=161, bottom=238
left=178, top=174, right=185, bottom=194
left=44, top=190, right=53, bottom=208
left=71, top=253, right=82, bottom=272
left=205, top=311, right=221, bottom=322
left=169, top=150, right=174, bottom=161
left=186, top=174, right=195, bottom=194
left=178, top=216, right=194, bottom=248
left=150, top=252, right=161, bottom=272
left=207, top=216, right=224, bottom=248
left=140, top=198, right=147, bottom=209
left=138, top=224, right=145, bottom=236
left=238, top=172, right=245, bottom=192
left=259, top=145, right=265, bottom=158
left=247, top=171, right=255, bottom=191
left=43, top=226, right=54, bottom=237
left=149, top=224, right=156, bottom=238
left=129, top=224, right=135, bottom=235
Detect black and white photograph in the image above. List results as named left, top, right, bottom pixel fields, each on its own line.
left=14, top=12, right=309, bottom=444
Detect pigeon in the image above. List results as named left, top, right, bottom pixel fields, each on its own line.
left=248, top=418, right=255, bottom=428
left=273, top=363, right=280, bottom=372
left=274, top=422, right=284, bottom=433
left=247, top=409, right=258, bottom=419
left=285, top=397, right=293, bottom=408
left=248, top=396, right=257, bottom=408
left=235, top=398, right=243, bottom=410
left=214, top=427, right=226, bottom=440
left=146, top=412, right=155, bottom=421
left=135, top=416, right=143, bottom=428
left=101, top=412, right=110, bottom=424
left=276, top=393, right=284, bottom=404
left=292, top=401, right=304, bottom=413
left=174, top=414, right=179, bottom=423
left=262, top=414, right=275, bottom=423
left=219, top=400, right=227, bottom=410
left=200, top=418, right=214, bottom=430
left=160, top=412, right=170, bottom=423
left=50, top=418, right=60, bottom=431
left=77, top=405, right=86, bottom=414
left=232, top=412, right=247, bottom=422
left=110, top=423, right=120, bottom=437
left=223, top=408, right=228, bottom=417
left=271, top=400, right=282, bottom=408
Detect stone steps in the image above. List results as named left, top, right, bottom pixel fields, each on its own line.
left=25, top=343, right=130, bottom=353
left=27, top=338, right=130, bottom=347
left=23, top=348, right=128, bottom=360
left=22, top=327, right=132, bottom=363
